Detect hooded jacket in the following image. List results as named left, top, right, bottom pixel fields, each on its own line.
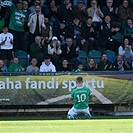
left=39, top=61, right=56, bottom=72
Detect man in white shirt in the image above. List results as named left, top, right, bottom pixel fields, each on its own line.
left=0, top=26, right=14, bottom=66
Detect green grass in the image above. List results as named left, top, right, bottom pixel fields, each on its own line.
left=0, top=118, right=132, bottom=133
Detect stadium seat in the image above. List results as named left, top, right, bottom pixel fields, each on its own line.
left=15, top=50, right=29, bottom=67
left=88, top=50, right=101, bottom=63
left=78, top=50, right=87, bottom=66
left=104, top=50, right=117, bottom=63
left=112, top=32, right=123, bottom=44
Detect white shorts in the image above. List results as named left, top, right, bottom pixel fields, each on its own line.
left=68, top=106, right=91, bottom=116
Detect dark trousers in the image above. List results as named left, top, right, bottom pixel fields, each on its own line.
left=9, top=29, right=25, bottom=52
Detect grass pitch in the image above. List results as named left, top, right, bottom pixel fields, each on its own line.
left=0, top=118, right=132, bottom=133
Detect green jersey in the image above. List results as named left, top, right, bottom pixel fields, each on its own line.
left=0, top=1, right=27, bottom=32
left=9, top=4, right=27, bottom=32
left=71, top=86, right=91, bottom=109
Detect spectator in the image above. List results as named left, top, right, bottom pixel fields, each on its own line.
left=0, top=5, right=5, bottom=32
left=123, top=45, right=133, bottom=62
left=112, top=54, right=132, bottom=71
left=96, top=53, right=112, bottom=70
left=84, top=58, right=96, bottom=71
left=75, top=62, right=84, bottom=72
left=40, top=56, right=56, bottom=72
left=81, top=16, right=99, bottom=53
left=102, top=0, right=118, bottom=21
left=60, top=37, right=80, bottom=68
left=28, top=0, right=41, bottom=14
left=67, top=16, right=83, bottom=44
left=30, top=36, right=47, bottom=67
left=42, top=0, right=62, bottom=28
left=26, top=58, right=39, bottom=72
left=106, top=22, right=122, bottom=52
left=8, top=57, right=25, bottom=72
left=117, top=0, right=133, bottom=31
left=118, top=37, right=133, bottom=57
left=73, top=0, right=88, bottom=7
left=87, top=0, right=104, bottom=30
left=47, top=36, right=62, bottom=67
left=53, top=20, right=68, bottom=45
left=98, top=15, right=112, bottom=50
left=72, top=0, right=88, bottom=24
left=0, top=26, right=14, bottom=66
left=59, top=0, right=73, bottom=25
left=123, top=17, right=133, bottom=39
left=1, top=0, right=28, bottom=51
left=41, top=17, right=53, bottom=45
left=23, top=1, right=30, bottom=53
left=0, top=59, right=8, bottom=72
left=28, top=5, right=46, bottom=47
left=57, top=58, right=72, bottom=71
left=0, top=0, right=11, bottom=27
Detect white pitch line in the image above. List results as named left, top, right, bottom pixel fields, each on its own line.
left=88, top=85, right=113, bottom=104
left=37, top=94, right=71, bottom=105
left=37, top=85, right=112, bottom=105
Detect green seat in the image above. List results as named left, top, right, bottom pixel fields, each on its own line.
left=78, top=50, right=87, bottom=66
left=88, top=50, right=101, bottom=63
left=104, top=50, right=117, bottom=63
left=15, top=50, right=29, bottom=67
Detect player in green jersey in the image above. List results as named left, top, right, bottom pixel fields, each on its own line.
left=67, top=76, right=92, bottom=120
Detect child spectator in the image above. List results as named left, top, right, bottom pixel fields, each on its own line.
left=26, top=58, right=39, bottom=73
left=0, top=26, right=14, bottom=66
left=0, top=59, right=8, bottom=72
left=40, top=56, right=56, bottom=72
left=75, top=62, right=84, bottom=72
left=57, top=58, right=72, bottom=71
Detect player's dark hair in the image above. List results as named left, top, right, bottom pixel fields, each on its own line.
left=76, top=76, right=83, bottom=83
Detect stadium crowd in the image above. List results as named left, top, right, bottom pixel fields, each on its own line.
left=0, top=0, right=133, bottom=72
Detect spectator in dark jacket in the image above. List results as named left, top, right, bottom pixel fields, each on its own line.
left=96, top=53, right=112, bottom=71
left=80, top=16, right=99, bottom=54
left=112, top=54, right=132, bottom=71
left=60, top=37, right=80, bottom=68
left=30, top=36, right=47, bottom=67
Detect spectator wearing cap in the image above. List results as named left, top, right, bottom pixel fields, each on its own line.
left=53, top=20, right=68, bottom=45
left=30, top=36, right=47, bottom=67
left=39, top=56, right=56, bottom=72
left=47, top=36, right=62, bottom=67
left=59, top=0, right=73, bottom=25
left=28, top=5, right=46, bottom=51
left=1, top=0, right=28, bottom=51
left=72, top=0, right=88, bottom=24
